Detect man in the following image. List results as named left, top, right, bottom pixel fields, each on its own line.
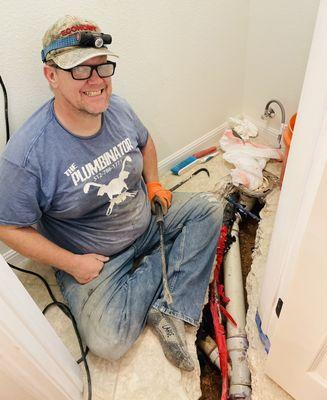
left=0, top=16, right=222, bottom=371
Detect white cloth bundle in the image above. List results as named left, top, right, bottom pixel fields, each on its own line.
left=228, top=116, right=259, bottom=140
left=220, top=130, right=282, bottom=190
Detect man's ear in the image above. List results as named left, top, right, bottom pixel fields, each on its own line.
left=43, top=65, right=59, bottom=89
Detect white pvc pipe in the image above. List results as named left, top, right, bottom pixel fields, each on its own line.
left=224, top=216, right=246, bottom=335
left=224, top=213, right=252, bottom=399
left=198, top=335, right=221, bottom=370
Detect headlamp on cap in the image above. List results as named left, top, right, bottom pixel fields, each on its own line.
left=41, top=32, right=112, bottom=63
left=76, top=32, right=112, bottom=48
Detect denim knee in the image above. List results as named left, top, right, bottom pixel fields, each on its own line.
left=79, top=298, right=145, bottom=361
left=82, top=321, right=135, bottom=361
left=87, top=338, right=131, bottom=361
left=197, top=192, right=223, bottom=223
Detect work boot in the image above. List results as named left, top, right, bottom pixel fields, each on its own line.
left=147, top=308, right=195, bottom=372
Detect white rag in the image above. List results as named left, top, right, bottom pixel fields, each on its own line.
left=229, top=116, right=259, bottom=140
left=220, top=130, right=282, bottom=190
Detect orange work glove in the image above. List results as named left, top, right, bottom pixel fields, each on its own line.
left=146, top=182, right=172, bottom=215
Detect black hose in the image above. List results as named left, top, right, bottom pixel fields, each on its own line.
left=0, top=75, right=10, bottom=142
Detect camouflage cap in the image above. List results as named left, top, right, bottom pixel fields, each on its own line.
left=42, top=15, right=118, bottom=68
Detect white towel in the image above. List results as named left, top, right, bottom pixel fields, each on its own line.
left=220, top=130, right=282, bottom=190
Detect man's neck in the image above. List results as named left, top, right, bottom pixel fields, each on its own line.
left=54, top=99, right=102, bottom=137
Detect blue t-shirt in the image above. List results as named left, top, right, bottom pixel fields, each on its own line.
left=0, top=94, right=152, bottom=256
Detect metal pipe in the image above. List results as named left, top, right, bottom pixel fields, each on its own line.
left=262, top=99, right=286, bottom=124
left=261, top=99, right=286, bottom=148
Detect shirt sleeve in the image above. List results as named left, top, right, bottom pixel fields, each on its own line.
left=132, top=109, right=149, bottom=148
left=0, top=157, right=43, bottom=226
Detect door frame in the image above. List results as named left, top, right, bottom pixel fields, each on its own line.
left=0, top=255, right=83, bottom=400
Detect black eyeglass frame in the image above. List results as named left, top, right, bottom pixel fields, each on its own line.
left=55, top=61, right=116, bottom=80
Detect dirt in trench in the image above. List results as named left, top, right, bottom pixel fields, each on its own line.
left=198, top=204, right=261, bottom=400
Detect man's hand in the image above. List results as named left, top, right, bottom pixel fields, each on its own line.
left=0, top=225, right=110, bottom=284
left=141, top=136, right=172, bottom=214
left=146, top=182, right=172, bottom=215
left=69, top=253, right=110, bottom=284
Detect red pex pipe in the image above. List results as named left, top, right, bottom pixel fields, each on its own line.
left=193, top=146, right=218, bottom=159
left=210, top=225, right=229, bottom=400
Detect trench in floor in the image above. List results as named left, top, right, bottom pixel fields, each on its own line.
left=198, top=201, right=262, bottom=400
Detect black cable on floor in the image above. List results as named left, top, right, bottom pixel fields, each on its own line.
left=8, top=263, right=92, bottom=400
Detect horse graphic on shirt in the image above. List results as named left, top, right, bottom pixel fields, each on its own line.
left=83, top=155, right=137, bottom=215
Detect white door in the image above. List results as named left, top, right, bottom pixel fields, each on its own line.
left=0, top=255, right=83, bottom=400
left=259, top=1, right=327, bottom=398
left=265, top=164, right=327, bottom=399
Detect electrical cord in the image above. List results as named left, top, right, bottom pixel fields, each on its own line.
left=8, top=264, right=92, bottom=399
left=0, top=75, right=10, bottom=143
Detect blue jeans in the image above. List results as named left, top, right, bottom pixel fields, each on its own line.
left=55, top=192, right=222, bottom=361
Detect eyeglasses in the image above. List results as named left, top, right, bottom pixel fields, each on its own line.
left=56, top=61, right=116, bottom=80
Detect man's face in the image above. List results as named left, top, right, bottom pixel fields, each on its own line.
left=48, top=55, right=113, bottom=117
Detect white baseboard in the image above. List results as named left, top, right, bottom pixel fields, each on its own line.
left=157, top=118, right=281, bottom=176
left=3, top=249, right=27, bottom=265
left=158, top=122, right=227, bottom=174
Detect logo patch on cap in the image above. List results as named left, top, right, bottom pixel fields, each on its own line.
left=60, top=24, right=97, bottom=37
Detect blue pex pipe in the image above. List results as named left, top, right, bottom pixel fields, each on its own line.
left=226, top=196, right=261, bottom=221
left=255, top=311, right=271, bottom=353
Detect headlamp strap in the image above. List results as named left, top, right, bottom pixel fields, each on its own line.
left=41, top=32, right=112, bottom=62
left=41, top=35, right=80, bottom=62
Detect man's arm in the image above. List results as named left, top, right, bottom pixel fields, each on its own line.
left=0, top=225, right=108, bottom=284
left=141, top=135, right=159, bottom=183
left=141, top=135, right=172, bottom=214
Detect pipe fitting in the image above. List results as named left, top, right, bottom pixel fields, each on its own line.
left=227, top=336, right=251, bottom=386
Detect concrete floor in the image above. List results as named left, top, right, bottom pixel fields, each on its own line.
left=11, top=150, right=293, bottom=400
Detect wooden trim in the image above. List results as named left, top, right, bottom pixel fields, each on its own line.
left=158, top=123, right=227, bottom=174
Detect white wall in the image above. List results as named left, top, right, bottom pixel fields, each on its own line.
left=0, top=0, right=249, bottom=160
left=0, top=2, right=319, bottom=157
left=242, top=0, right=320, bottom=129
left=0, top=2, right=320, bottom=259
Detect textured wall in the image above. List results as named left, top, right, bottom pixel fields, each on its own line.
left=0, top=2, right=319, bottom=157
left=0, top=0, right=248, bottom=159
left=242, top=0, right=320, bottom=129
